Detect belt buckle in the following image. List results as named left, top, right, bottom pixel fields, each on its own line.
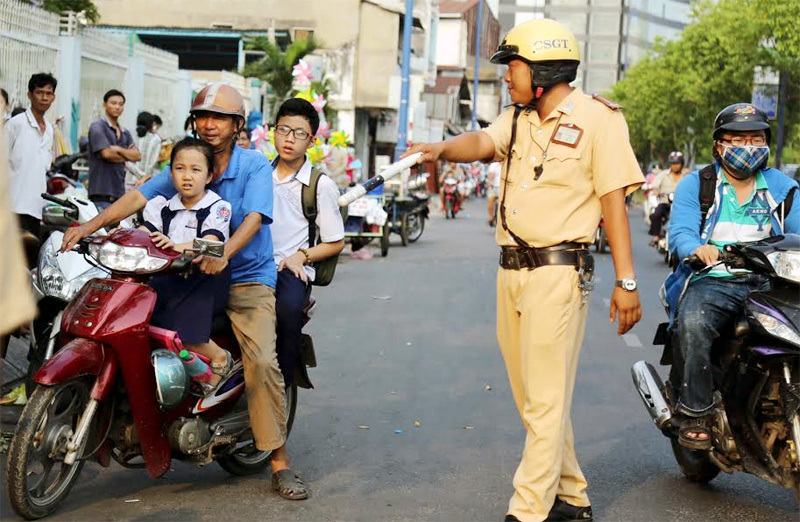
left=501, top=250, right=521, bottom=270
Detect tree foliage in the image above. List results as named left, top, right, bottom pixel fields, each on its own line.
left=243, top=37, right=317, bottom=117
left=611, top=0, right=800, bottom=167
left=27, top=0, right=100, bottom=23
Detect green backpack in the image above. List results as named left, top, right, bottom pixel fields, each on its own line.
left=301, top=167, right=339, bottom=286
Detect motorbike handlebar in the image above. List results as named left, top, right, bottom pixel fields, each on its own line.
left=41, top=192, right=79, bottom=215
left=684, top=249, right=740, bottom=271
left=338, top=152, right=422, bottom=207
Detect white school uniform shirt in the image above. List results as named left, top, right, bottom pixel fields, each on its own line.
left=5, top=109, right=54, bottom=219
left=271, top=159, right=345, bottom=281
left=142, top=190, right=232, bottom=244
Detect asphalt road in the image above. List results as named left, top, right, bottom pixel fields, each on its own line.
left=1, top=199, right=797, bottom=521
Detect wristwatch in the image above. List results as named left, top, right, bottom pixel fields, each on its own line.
left=615, top=278, right=638, bottom=292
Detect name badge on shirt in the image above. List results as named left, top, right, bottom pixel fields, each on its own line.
left=551, top=123, right=583, bottom=148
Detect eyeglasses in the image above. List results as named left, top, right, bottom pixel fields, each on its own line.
left=719, top=136, right=767, bottom=147
left=274, top=124, right=312, bottom=141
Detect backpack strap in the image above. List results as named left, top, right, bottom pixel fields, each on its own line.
left=780, top=186, right=796, bottom=232
left=195, top=198, right=223, bottom=237
left=302, top=168, right=323, bottom=248
left=697, top=164, right=717, bottom=233
left=160, top=205, right=178, bottom=238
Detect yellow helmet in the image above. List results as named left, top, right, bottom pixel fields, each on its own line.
left=491, top=19, right=580, bottom=65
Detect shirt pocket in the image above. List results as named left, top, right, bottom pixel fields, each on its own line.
left=500, top=146, right=524, bottom=186
left=540, top=144, right=584, bottom=188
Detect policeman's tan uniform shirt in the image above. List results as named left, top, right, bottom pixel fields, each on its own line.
left=481, top=87, right=643, bottom=522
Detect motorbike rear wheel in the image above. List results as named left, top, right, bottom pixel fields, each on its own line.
left=217, top=383, right=297, bottom=476
left=399, top=214, right=410, bottom=247
left=445, top=198, right=454, bottom=219
left=669, top=437, right=720, bottom=483
left=6, top=379, right=91, bottom=520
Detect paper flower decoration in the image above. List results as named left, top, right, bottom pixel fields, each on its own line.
left=316, top=120, right=332, bottom=139
left=312, top=93, right=327, bottom=113
left=295, top=88, right=316, bottom=104
left=251, top=125, right=268, bottom=148
left=307, top=146, right=325, bottom=165
left=292, top=59, right=313, bottom=88
left=329, top=130, right=350, bottom=148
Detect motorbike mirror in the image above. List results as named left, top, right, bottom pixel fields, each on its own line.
left=192, top=238, right=224, bottom=258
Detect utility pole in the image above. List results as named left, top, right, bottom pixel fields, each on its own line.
left=775, top=70, right=787, bottom=169
left=395, top=0, right=415, bottom=161
left=471, top=0, right=484, bottom=131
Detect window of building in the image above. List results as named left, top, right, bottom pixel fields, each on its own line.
left=559, top=13, right=589, bottom=37
left=590, top=13, right=620, bottom=35
left=588, top=42, right=618, bottom=64
left=584, top=69, right=618, bottom=94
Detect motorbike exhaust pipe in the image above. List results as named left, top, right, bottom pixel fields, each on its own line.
left=631, top=361, right=672, bottom=429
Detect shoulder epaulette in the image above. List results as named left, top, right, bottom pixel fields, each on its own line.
left=591, top=94, right=622, bottom=111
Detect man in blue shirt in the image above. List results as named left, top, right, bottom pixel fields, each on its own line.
left=62, top=84, right=303, bottom=498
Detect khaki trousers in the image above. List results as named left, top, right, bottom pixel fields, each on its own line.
left=496, top=266, right=590, bottom=522
left=226, top=282, right=286, bottom=451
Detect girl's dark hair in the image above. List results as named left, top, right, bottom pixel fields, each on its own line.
left=0, top=88, right=8, bottom=105
left=153, top=114, right=162, bottom=126
left=135, top=111, right=155, bottom=138
left=275, top=98, right=319, bottom=135
left=170, top=138, right=215, bottom=182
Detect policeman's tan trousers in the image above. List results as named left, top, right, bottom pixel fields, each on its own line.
left=226, top=282, right=287, bottom=451
left=497, top=266, right=590, bottom=522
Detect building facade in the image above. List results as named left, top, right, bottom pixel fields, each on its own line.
left=497, top=0, right=693, bottom=94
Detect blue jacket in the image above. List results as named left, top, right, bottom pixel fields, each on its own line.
left=662, top=164, right=799, bottom=325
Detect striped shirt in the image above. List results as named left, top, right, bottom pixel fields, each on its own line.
left=705, top=171, right=771, bottom=278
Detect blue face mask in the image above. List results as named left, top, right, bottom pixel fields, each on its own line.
left=720, top=145, right=769, bottom=180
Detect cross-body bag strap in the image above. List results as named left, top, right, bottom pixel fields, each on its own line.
left=499, top=105, right=533, bottom=250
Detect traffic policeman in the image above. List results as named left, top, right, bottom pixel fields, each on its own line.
left=406, top=19, right=644, bottom=522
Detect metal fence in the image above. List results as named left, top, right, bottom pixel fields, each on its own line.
left=0, top=0, right=60, bottom=109
left=0, top=0, right=185, bottom=142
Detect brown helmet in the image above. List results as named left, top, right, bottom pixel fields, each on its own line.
left=190, top=83, right=246, bottom=119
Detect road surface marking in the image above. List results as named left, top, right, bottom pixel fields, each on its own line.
left=623, top=333, right=643, bottom=347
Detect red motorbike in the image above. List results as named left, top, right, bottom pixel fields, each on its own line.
left=442, top=177, right=460, bottom=219
left=5, top=229, right=315, bottom=519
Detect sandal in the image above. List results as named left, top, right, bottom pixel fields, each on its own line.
left=678, top=417, right=712, bottom=450
left=200, top=351, right=233, bottom=396
left=271, top=469, right=308, bottom=500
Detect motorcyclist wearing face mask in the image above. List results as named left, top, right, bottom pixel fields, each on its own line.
left=665, top=103, right=799, bottom=450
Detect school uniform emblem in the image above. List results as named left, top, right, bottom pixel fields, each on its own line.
left=551, top=123, right=583, bottom=148
left=216, top=205, right=231, bottom=222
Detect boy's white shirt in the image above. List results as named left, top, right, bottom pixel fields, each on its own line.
left=142, top=189, right=231, bottom=244
left=271, top=158, right=345, bottom=280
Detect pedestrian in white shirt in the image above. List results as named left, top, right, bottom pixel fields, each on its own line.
left=5, top=73, right=57, bottom=236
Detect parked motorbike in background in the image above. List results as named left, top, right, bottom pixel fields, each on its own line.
left=594, top=216, right=607, bottom=253
left=632, top=235, right=800, bottom=501
left=656, top=193, right=675, bottom=266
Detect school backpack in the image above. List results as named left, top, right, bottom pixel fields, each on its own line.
left=301, top=167, right=339, bottom=286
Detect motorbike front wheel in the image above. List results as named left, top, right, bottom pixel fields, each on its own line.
left=406, top=212, right=425, bottom=243
left=669, top=437, right=720, bottom=483
left=6, top=379, right=91, bottom=520
left=217, top=383, right=298, bottom=476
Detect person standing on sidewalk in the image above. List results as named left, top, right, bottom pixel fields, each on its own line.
left=87, top=89, right=140, bottom=211
left=5, top=73, right=57, bottom=238
left=405, top=19, right=643, bottom=522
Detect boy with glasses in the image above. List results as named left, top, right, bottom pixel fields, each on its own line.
left=269, top=98, right=344, bottom=499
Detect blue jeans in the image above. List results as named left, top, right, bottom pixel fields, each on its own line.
left=675, top=274, right=768, bottom=415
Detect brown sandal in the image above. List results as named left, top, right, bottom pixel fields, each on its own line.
left=271, top=469, right=308, bottom=500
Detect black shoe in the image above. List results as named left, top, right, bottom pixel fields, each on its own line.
left=545, top=498, right=593, bottom=521
left=504, top=516, right=521, bottom=522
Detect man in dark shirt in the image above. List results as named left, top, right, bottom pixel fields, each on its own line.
left=87, top=89, right=140, bottom=210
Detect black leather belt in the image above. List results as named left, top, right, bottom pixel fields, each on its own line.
left=499, top=243, right=590, bottom=270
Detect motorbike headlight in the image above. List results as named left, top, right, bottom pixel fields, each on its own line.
left=63, top=267, right=108, bottom=301
left=752, top=311, right=800, bottom=348
left=37, top=238, right=66, bottom=299
left=97, top=242, right=168, bottom=273
left=767, top=251, right=800, bottom=284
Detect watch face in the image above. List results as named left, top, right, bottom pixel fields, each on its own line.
left=623, top=279, right=637, bottom=291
